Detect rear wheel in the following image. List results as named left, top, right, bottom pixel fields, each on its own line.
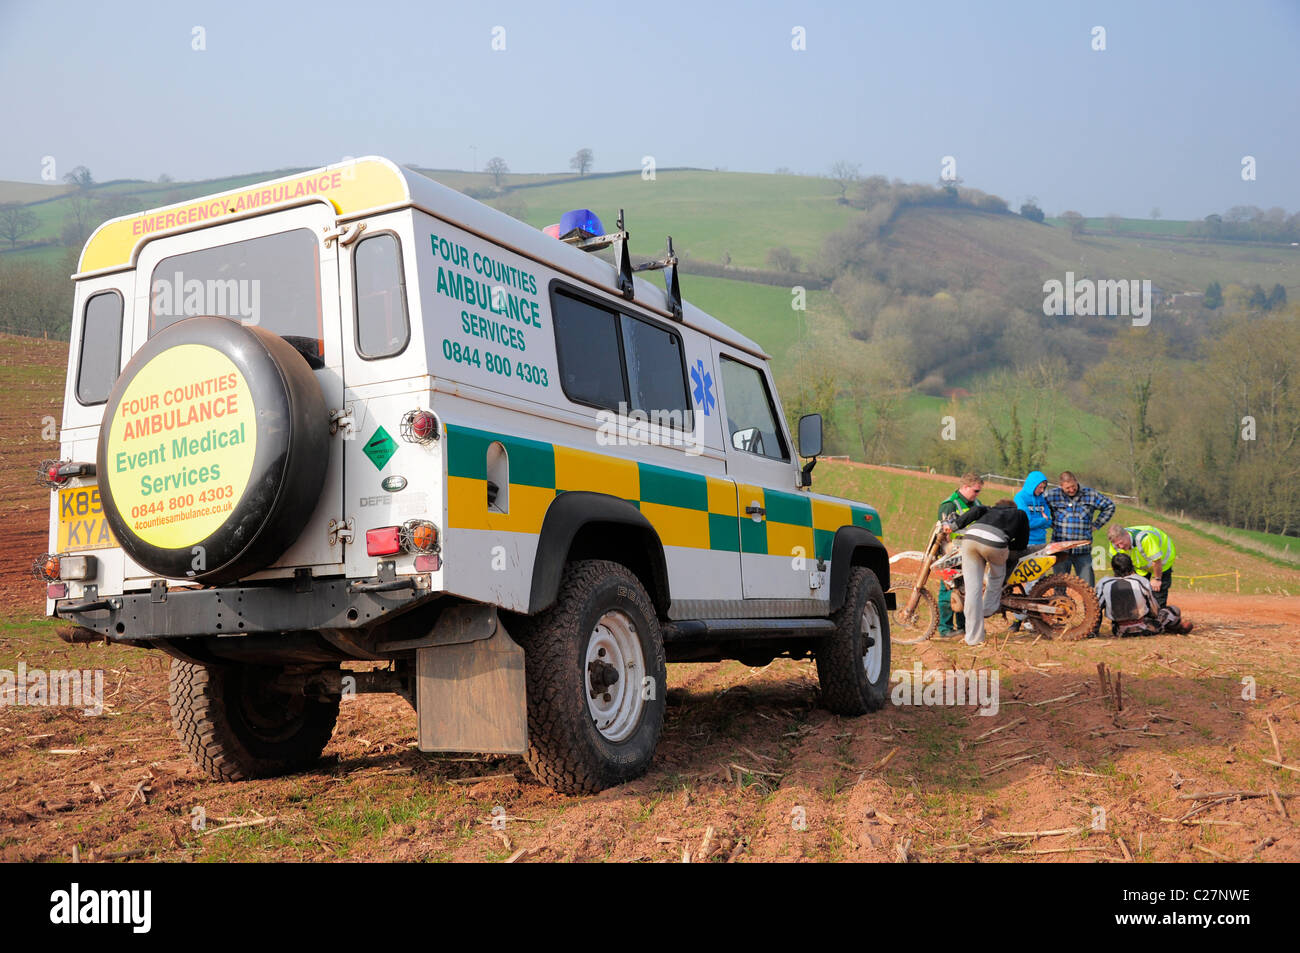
left=817, top=567, right=891, bottom=715
left=1025, top=573, right=1101, bottom=641
left=516, top=560, right=667, bottom=795
left=888, top=584, right=938, bottom=644
left=168, top=660, right=339, bottom=781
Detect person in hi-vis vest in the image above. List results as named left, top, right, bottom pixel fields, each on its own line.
left=1106, top=524, right=1178, bottom=609
left=935, top=472, right=983, bottom=637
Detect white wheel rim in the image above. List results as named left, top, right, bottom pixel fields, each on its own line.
left=862, top=602, right=884, bottom=682
left=585, top=610, right=646, bottom=743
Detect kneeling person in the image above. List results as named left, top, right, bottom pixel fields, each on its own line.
left=1107, top=524, right=1177, bottom=608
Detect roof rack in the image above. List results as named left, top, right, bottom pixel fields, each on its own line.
left=563, top=209, right=683, bottom=321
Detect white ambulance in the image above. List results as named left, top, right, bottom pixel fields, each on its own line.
left=42, top=157, right=893, bottom=794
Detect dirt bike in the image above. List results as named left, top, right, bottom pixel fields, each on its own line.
left=889, top=521, right=1101, bottom=643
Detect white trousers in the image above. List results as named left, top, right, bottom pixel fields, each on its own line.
left=960, top=538, right=1009, bottom=645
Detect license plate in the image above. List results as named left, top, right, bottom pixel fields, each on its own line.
left=57, top=486, right=116, bottom=551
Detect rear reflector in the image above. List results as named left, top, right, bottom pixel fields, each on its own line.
left=415, top=554, right=441, bottom=572
left=366, top=526, right=402, bottom=556
left=46, top=583, right=67, bottom=599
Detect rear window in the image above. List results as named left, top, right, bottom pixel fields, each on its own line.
left=551, top=289, right=692, bottom=428
left=76, top=291, right=123, bottom=405
left=149, top=228, right=323, bottom=359
left=552, top=292, right=625, bottom=409
left=354, top=233, right=410, bottom=358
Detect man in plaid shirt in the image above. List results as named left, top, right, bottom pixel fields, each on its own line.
left=1042, top=470, right=1114, bottom=585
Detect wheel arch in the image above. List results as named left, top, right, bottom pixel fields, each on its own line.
left=528, top=491, right=671, bottom=616
left=828, top=526, right=891, bottom=613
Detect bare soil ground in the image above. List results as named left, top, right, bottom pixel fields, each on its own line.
left=2, top=334, right=1295, bottom=862
left=1, top=588, right=1296, bottom=863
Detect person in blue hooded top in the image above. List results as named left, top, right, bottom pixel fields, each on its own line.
left=1014, top=470, right=1053, bottom=547
left=1008, top=470, right=1052, bottom=632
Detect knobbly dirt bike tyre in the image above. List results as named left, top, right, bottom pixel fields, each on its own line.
left=888, top=584, right=938, bottom=644
left=1025, top=573, right=1101, bottom=641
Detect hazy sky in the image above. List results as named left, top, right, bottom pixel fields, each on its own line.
left=2, top=0, right=1297, bottom=219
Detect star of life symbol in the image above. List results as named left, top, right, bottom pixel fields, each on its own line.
left=691, top=359, right=715, bottom=417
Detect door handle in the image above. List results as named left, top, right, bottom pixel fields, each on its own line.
left=745, top=504, right=765, bottom=520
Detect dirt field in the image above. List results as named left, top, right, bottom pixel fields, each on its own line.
left=2, top=333, right=1296, bottom=862
left=1, top=590, right=1297, bottom=863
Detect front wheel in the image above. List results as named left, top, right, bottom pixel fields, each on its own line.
left=516, top=560, right=667, bottom=795
left=888, top=584, right=938, bottom=644
left=1025, top=573, right=1102, bottom=641
left=817, top=567, right=891, bottom=715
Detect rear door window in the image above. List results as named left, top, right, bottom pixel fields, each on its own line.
left=149, top=228, right=322, bottom=360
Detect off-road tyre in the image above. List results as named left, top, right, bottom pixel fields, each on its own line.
left=888, top=583, right=939, bottom=644
left=817, top=567, right=891, bottom=715
left=515, top=560, right=666, bottom=795
left=1026, top=572, right=1102, bottom=641
left=169, top=659, right=339, bottom=781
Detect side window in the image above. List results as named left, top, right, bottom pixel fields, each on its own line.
left=552, top=292, right=625, bottom=409
left=76, top=291, right=123, bottom=405
left=354, top=233, right=410, bottom=359
left=719, top=357, right=789, bottom=461
left=621, top=314, right=692, bottom=430
left=551, top=287, right=692, bottom=426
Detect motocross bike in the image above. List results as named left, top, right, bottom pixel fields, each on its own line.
left=889, top=522, right=1101, bottom=643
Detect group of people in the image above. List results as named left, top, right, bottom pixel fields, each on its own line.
left=934, top=470, right=1192, bottom=645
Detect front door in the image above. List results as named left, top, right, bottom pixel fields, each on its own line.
left=714, top=346, right=818, bottom=604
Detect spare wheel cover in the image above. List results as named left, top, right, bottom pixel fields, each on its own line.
left=97, top=317, right=328, bottom=585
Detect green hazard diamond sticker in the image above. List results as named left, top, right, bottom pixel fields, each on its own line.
left=362, top=426, right=397, bottom=470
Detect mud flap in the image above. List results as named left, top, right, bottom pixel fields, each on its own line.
left=416, top=606, right=527, bottom=754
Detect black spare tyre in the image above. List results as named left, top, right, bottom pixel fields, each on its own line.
left=97, top=317, right=328, bottom=585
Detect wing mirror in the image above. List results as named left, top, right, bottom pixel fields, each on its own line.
left=797, top=413, right=822, bottom=487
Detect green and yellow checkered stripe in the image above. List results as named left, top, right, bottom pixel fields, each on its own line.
left=445, top=424, right=881, bottom=557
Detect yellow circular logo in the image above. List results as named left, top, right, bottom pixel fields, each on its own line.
left=105, top=344, right=258, bottom=549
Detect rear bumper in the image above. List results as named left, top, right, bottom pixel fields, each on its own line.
left=55, top=576, right=434, bottom=641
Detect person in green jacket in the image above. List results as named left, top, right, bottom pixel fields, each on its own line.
left=936, top=472, right=984, bottom=637
left=1106, top=524, right=1178, bottom=609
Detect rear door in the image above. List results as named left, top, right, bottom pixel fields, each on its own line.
left=131, top=205, right=345, bottom=577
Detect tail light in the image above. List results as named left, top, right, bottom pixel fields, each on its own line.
left=366, top=526, right=402, bottom=557
left=37, top=460, right=97, bottom=489
left=400, top=520, right=439, bottom=554
left=32, top=553, right=97, bottom=581
left=33, top=553, right=60, bottom=581
left=400, top=409, right=439, bottom=444
left=366, top=521, right=440, bottom=557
